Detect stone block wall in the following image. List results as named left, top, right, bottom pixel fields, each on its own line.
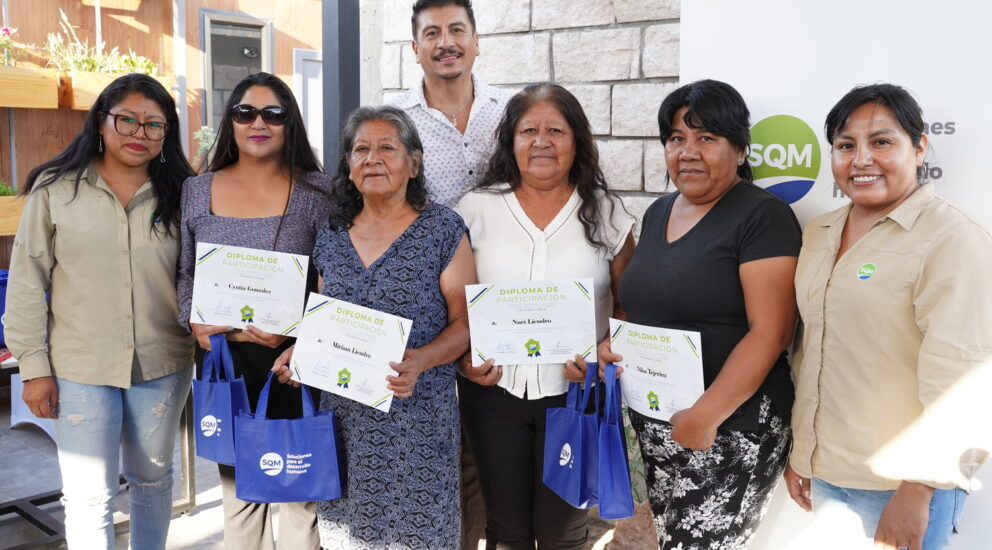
left=364, top=0, right=682, bottom=222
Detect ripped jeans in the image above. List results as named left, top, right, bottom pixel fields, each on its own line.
left=54, top=368, right=192, bottom=550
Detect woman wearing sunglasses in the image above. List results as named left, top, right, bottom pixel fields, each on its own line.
left=6, top=74, right=194, bottom=549
left=176, top=72, right=332, bottom=550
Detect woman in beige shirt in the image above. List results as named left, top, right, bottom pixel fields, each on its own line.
left=786, top=83, right=992, bottom=550
left=5, top=74, right=194, bottom=549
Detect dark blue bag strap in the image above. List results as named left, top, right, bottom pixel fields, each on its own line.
left=255, top=372, right=316, bottom=420
left=299, top=380, right=316, bottom=418
left=217, top=336, right=237, bottom=381
left=256, top=372, right=273, bottom=419
left=582, top=361, right=600, bottom=416
left=603, top=363, right=621, bottom=425
left=202, top=334, right=224, bottom=381
left=203, top=334, right=238, bottom=382
left=566, top=381, right=582, bottom=410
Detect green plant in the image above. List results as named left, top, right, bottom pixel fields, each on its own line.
left=44, top=10, right=157, bottom=75
left=193, top=126, right=217, bottom=170
left=0, top=180, right=16, bottom=196
left=0, top=26, right=36, bottom=67
left=624, top=408, right=648, bottom=502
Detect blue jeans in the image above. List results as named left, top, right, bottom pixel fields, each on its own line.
left=811, top=478, right=967, bottom=549
left=54, top=368, right=192, bottom=550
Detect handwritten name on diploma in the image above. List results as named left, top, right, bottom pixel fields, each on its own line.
left=331, top=341, right=372, bottom=359
left=227, top=284, right=272, bottom=294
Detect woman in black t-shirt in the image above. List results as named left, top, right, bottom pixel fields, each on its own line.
left=595, top=79, right=802, bottom=549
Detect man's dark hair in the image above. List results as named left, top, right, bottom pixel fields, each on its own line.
left=411, top=0, right=476, bottom=39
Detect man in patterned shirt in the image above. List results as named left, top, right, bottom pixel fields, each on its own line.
left=393, top=0, right=511, bottom=208
left=393, top=2, right=510, bottom=548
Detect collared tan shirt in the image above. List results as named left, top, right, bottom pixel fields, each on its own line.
left=791, top=183, right=992, bottom=490
left=5, top=164, right=193, bottom=388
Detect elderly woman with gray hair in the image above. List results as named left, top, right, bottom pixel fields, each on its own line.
left=272, top=105, right=477, bottom=549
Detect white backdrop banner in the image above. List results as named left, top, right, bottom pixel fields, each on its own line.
left=681, top=1, right=991, bottom=549
left=682, top=0, right=992, bottom=228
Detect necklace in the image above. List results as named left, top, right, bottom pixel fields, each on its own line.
left=427, top=89, right=474, bottom=127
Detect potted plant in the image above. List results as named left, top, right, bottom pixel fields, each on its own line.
left=0, top=26, right=60, bottom=109
left=0, top=180, right=24, bottom=237
left=43, top=10, right=167, bottom=110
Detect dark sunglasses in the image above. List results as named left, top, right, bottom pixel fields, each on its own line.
left=230, top=104, right=288, bottom=125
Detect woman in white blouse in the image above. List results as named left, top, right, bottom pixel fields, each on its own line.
left=456, top=83, right=635, bottom=550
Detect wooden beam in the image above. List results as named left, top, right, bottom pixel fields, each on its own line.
left=0, top=67, right=61, bottom=110
left=0, top=195, right=25, bottom=237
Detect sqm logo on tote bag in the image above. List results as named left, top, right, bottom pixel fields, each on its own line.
left=193, top=334, right=250, bottom=465
left=543, top=364, right=600, bottom=509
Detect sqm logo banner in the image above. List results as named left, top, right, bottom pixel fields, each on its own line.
left=681, top=0, right=992, bottom=230
left=681, top=2, right=992, bottom=549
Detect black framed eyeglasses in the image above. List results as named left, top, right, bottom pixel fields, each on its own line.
left=230, top=104, right=288, bottom=125
left=103, top=112, right=168, bottom=141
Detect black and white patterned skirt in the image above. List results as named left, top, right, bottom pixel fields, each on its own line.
left=630, top=396, right=791, bottom=550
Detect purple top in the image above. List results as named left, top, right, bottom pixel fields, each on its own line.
left=176, top=171, right=334, bottom=330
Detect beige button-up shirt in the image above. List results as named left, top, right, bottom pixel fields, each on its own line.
left=791, top=183, right=992, bottom=490
left=5, top=165, right=193, bottom=388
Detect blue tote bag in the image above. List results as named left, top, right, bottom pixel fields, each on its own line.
left=235, top=373, right=342, bottom=503
left=597, top=363, right=635, bottom=519
left=193, top=333, right=250, bottom=465
left=543, top=363, right=600, bottom=509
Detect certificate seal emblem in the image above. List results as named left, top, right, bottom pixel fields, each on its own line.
left=240, top=304, right=255, bottom=323
left=647, top=391, right=660, bottom=411
left=524, top=338, right=542, bottom=358
left=856, top=263, right=877, bottom=280
left=337, top=368, right=352, bottom=388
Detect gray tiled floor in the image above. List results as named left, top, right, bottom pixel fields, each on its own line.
left=1, top=392, right=614, bottom=550
left=0, top=393, right=227, bottom=549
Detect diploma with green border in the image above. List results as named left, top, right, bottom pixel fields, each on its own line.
left=190, top=242, right=309, bottom=335
left=609, top=318, right=704, bottom=422
left=290, top=292, right=412, bottom=412
left=466, top=278, right=597, bottom=366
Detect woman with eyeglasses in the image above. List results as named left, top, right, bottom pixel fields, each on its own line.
left=176, top=72, right=332, bottom=550
left=5, top=74, right=194, bottom=549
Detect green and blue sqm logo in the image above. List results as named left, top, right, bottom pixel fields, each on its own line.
left=857, top=263, right=877, bottom=280
left=749, top=115, right=821, bottom=204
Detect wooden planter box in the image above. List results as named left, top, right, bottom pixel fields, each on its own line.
left=0, top=66, right=62, bottom=109
left=67, top=72, right=175, bottom=111
left=0, top=195, right=26, bottom=237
